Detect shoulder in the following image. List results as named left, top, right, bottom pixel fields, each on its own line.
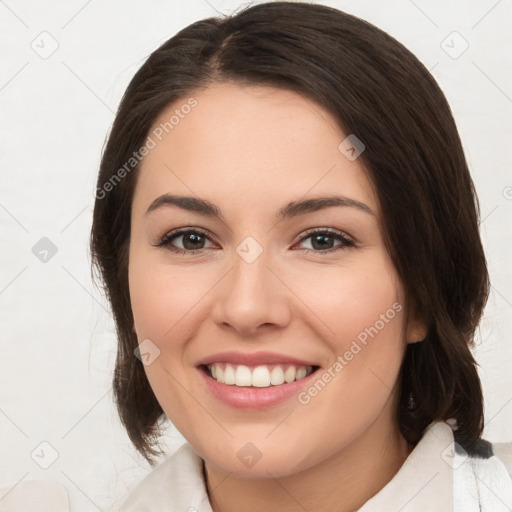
left=453, top=437, right=512, bottom=511
left=357, top=421, right=512, bottom=512
left=118, top=443, right=212, bottom=512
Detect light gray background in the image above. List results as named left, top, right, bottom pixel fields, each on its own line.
left=1, top=0, right=511, bottom=510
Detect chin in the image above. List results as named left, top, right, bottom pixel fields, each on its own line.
left=194, top=433, right=323, bottom=479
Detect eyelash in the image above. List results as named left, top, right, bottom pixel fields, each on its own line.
left=154, top=227, right=355, bottom=255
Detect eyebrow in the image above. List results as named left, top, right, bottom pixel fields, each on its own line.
left=145, top=194, right=375, bottom=221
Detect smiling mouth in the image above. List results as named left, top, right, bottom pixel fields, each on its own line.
left=201, top=363, right=320, bottom=388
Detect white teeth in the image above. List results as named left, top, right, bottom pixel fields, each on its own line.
left=296, top=367, right=307, bottom=380
left=284, top=366, right=296, bottom=383
left=270, top=366, right=285, bottom=385
left=235, top=365, right=252, bottom=386
left=207, top=363, right=314, bottom=387
left=252, top=366, right=271, bottom=387
left=224, top=364, right=236, bottom=385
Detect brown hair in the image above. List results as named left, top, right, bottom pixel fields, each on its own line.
left=91, top=1, right=489, bottom=463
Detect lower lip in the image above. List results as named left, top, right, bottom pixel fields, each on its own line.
left=198, top=366, right=319, bottom=409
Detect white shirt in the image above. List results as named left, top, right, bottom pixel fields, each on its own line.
left=118, top=421, right=512, bottom=511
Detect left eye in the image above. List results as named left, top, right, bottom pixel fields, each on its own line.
left=296, top=229, right=354, bottom=253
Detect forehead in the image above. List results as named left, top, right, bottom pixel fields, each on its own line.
left=134, top=82, right=378, bottom=219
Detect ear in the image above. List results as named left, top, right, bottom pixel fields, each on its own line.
left=405, top=304, right=428, bottom=344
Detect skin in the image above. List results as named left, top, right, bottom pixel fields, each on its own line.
left=128, top=82, right=427, bottom=512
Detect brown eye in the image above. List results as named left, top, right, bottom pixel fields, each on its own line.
left=179, top=232, right=207, bottom=250
left=297, top=229, right=354, bottom=254
left=155, top=228, right=215, bottom=254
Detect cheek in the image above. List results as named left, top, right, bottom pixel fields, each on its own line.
left=128, top=257, right=208, bottom=343
left=292, top=252, right=404, bottom=349
left=292, top=252, right=406, bottom=408
left=128, top=256, right=212, bottom=428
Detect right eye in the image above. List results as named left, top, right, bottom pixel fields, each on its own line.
left=154, top=228, right=217, bottom=254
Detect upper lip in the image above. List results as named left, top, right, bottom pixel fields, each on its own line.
left=197, top=351, right=319, bottom=367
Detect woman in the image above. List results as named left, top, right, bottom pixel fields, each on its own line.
left=91, top=2, right=512, bottom=510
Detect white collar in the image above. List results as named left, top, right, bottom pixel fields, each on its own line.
left=119, top=439, right=213, bottom=511
left=119, top=421, right=512, bottom=511
left=358, top=421, right=452, bottom=511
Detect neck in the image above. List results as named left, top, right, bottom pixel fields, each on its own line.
left=204, top=414, right=413, bottom=512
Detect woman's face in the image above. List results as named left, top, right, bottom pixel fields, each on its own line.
left=128, top=82, right=425, bottom=477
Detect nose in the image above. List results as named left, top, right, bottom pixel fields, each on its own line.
left=212, top=249, right=292, bottom=337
